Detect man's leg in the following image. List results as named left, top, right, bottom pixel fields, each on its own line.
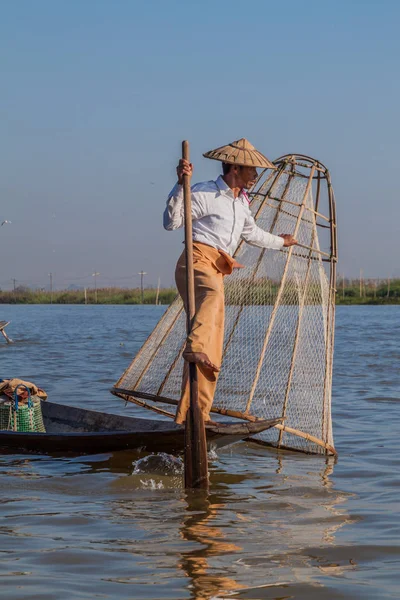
left=175, top=251, right=225, bottom=424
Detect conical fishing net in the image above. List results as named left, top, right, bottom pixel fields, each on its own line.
left=114, top=155, right=337, bottom=454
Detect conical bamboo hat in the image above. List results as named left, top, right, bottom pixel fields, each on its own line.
left=203, top=138, right=275, bottom=169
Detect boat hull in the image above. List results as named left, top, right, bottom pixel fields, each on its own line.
left=0, top=401, right=281, bottom=455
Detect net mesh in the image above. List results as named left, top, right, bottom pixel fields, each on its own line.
left=115, top=155, right=336, bottom=454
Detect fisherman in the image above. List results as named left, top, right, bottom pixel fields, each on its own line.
left=163, top=138, right=297, bottom=424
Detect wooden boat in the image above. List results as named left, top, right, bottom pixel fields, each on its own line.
left=0, top=400, right=282, bottom=454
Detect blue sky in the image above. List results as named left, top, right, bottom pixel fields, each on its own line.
left=1, top=0, right=399, bottom=289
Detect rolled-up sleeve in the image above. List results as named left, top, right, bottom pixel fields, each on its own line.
left=163, top=184, right=205, bottom=231
left=241, top=213, right=284, bottom=250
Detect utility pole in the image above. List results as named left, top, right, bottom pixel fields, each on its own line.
left=155, top=276, right=161, bottom=305
left=11, top=278, right=17, bottom=292
left=359, top=269, right=363, bottom=298
left=138, top=271, right=147, bottom=304
left=387, top=276, right=391, bottom=299
left=342, top=273, right=345, bottom=299
left=92, top=272, right=100, bottom=303
left=48, top=272, right=53, bottom=304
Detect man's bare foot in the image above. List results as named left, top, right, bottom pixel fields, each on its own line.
left=183, top=351, right=219, bottom=372
left=183, top=351, right=220, bottom=380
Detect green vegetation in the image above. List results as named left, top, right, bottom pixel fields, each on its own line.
left=0, top=287, right=177, bottom=305
left=0, top=279, right=399, bottom=305
left=336, top=278, right=400, bottom=305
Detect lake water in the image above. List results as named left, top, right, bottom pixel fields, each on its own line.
left=0, top=305, right=399, bottom=599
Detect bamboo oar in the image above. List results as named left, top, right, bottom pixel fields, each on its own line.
left=182, top=140, right=209, bottom=490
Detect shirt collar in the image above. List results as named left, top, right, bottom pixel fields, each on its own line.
left=215, top=175, right=249, bottom=203
left=215, top=175, right=233, bottom=197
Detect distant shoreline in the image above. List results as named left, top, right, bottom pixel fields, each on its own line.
left=1, top=283, right=399, bottom=305
left=0, top=287, right=177, bottom=305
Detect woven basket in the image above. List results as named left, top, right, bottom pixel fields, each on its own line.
left=0, top=385, right=46, bottom=432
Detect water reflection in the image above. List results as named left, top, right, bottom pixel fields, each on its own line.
left=177, top=452, right=355, bottom=600
left=180, top=492, right=243, bottom=600
left=0, top=441, right=358, bottom=599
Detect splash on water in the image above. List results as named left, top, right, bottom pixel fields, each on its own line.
left=139, top=479, right=164, bottom=489
left=208, top=446, right=218, bottom=461
left=132, top=452, right=183, bottom=476
left=132, top=452, right=183, bottom=489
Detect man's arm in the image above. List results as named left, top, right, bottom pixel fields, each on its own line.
left=163, top=183, right=185, bottom=231
left=241, top=213, right=297, bottom=249
left=163, top=159, right=204, bottom=231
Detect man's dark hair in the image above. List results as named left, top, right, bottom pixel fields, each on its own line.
left=222, top=162, right=233, bottom=175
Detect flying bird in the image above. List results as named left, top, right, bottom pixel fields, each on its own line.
left=1, top=220, right=11, bottom=226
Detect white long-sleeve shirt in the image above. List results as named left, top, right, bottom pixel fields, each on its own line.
left=163, top=175, right=284, bottom=256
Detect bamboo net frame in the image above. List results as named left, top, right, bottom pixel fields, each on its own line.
left=113, top=154, right=337, bottom=455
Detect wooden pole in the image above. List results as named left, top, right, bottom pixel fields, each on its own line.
left=138, top=271, right=147, bottom=304
left=182, top=140, right=209, bottom=490
left=92, top=272, right=100, bottom=303
left=49, top=272, right=53, bottom=304
left=155, top=277, right=161, bottom=305
left=322, top=174, right=337, bottom=447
